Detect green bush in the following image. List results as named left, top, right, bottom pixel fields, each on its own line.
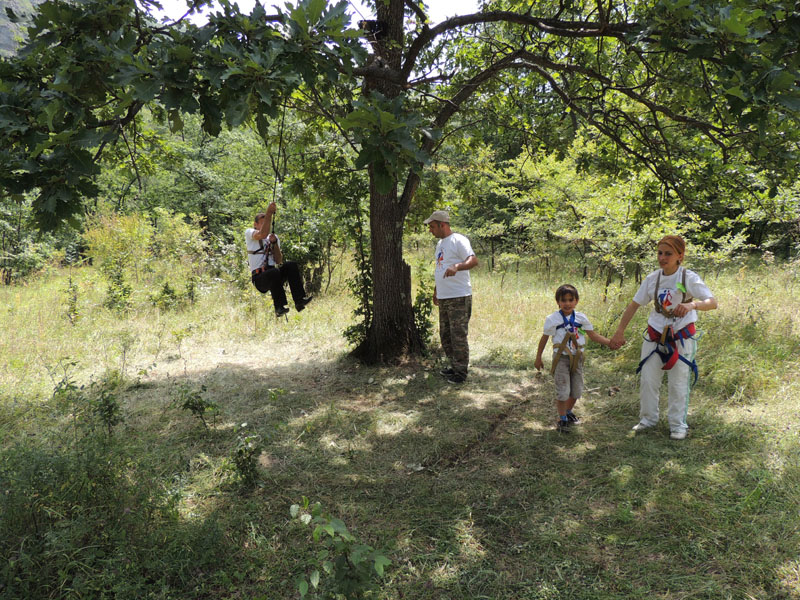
left=230, top=426, right=265, bottom=489
left=291, top=498, right=391, bottom=599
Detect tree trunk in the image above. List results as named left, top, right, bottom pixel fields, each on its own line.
left=351, top=0, right=424, bottom=363
left=352, top=175, right=423, bottom=363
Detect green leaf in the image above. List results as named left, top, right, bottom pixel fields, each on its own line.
left=43, top=102, right=60, bottom=131
left=225, top=99, right=250, bottom=127
left=721, top=17, right=747, bottom=36
left=298, top=578, right=308, bottom=596
left=133, top=78, right=160, bottom=101
left=172, top=45, right=193, bottom=61
left=290, top=504, right=300, bottom=518
left=309, top=570, right=320, bottom=589
left=374, top=555, right=391, bottom=576
left=329, top=518, right=349, bottom=535
left=725, top=86, right=747, bottom=101
left=776, top=95, right=800, bottom=112
left=354, top=147, right=374, bottom=170
left=769, top=71, right=796, bottom=93
left=308, top=0, right=326, bottom=22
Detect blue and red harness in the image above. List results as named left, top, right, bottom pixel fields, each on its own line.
left=636, top=322, right=698, bottom=385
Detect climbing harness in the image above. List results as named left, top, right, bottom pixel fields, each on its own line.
left=247, top=237, right=276, bottom=271
left=550, top=311, right=584, bottom=375
left=638, top=266, right=700, bottom=385
left=636, top=323, right=699, bottom=386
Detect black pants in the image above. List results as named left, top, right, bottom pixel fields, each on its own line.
left=251, top=262, right=307, bottom=310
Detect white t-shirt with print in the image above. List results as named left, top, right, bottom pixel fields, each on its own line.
left=543, top=310, right=595, bottom=355
left=434, top=233, right=475, bottom=299
left=245, top=228, right=281, bottom=271
left=633, top=266, right=713, bottom=332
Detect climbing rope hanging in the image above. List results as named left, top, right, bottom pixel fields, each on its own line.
left=269, top=98, right=289, bottom=234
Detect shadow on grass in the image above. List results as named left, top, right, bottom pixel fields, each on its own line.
left=4, top=350, right=800, bottom=599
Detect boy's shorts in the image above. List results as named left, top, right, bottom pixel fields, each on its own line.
left=553, top=354, right=584, bottom=401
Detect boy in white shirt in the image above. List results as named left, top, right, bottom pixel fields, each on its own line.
left=535, top=284, right=611, bottom=432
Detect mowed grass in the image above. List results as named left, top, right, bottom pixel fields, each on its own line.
left=1, top=256, right=799, bottom=599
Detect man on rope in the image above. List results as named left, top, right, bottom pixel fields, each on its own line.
left=245, top=201, right=312, bottom=317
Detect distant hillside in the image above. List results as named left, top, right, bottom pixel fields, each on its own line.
left=0, top=0, right=46, bottom=57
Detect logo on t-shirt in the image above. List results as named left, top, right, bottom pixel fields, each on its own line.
left=659, top=289, right=674, bottom=309
left=436, top=249, right=444, bottom=269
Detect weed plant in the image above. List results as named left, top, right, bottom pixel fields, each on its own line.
left=1, top=253, right=799, bottom=599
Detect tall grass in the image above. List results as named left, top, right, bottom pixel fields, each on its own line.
left=1, top=254, right=799, bottom=599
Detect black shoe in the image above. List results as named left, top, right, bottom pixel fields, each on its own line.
left=296, top=295, right=313, bottom=312
left=446, top=373, right=466, bottom=384
left=275, top=306, right=290, bottom=317
left=439, top=367, right=455, bottom=376
left=557, top=419, right=571, bottom=433
left=566, top=412, right=581, bottom=425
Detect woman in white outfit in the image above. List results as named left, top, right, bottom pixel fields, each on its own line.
left=610, top=235, right=718, bottom=440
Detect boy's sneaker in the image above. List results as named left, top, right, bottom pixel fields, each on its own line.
left=439, top=367, right=455, bottom=376
left=557, top=419, right=570, bottom=433
left=670, top=430, right=687, bottom=440
left=566, top=412, right=581, bottom=425
left=632, top=422, right=653, bottom=432
left=446, top=373, right=466, bottom=384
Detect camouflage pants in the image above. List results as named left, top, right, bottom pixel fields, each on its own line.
left=438, top=295, right=472, bottom=377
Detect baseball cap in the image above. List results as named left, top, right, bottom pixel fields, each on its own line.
left=423, top=210, right=450, bottom=224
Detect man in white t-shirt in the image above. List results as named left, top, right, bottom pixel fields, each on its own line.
left=245, top=202, right=312, bottom=317
left=424, top=210, right=478, bottom=384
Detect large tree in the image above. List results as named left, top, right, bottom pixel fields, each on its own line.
left=2, top=0, right=799, bottom=361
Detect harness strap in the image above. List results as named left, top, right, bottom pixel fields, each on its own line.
left=248, top=237, right=277, bottom=271
left=636, top=323, right=698, bottom=385
left=248, top=239, right=271, bottom=254
left=550, top=331, right=582, bottom=375
left=550, top=311, right=584, bottom=375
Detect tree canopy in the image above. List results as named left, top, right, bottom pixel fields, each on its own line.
left=1, top=0, right=799, bottom=360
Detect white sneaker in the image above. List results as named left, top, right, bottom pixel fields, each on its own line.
left=632, top=422, right=653, bottom=432
left=670, top=430, right=687, bottom=440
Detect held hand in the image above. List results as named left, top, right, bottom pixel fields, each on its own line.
left=673, top=301, right=695, bottom=318
left=444, top=265, right=458, bottom=277
left=268, top=233, right=277, bottom=243
left=609, top=333, right=626, bottom=350
left=266, top=201, right=277, bottom=215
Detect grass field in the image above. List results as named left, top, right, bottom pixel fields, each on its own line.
left=1, top=255, right=799, bottom=599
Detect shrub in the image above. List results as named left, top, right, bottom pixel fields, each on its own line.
left=291, top=498, right=391, bottom=599
left=173, top=384, right=218, bottom=430
left=230, top=425, right=265, bottom=489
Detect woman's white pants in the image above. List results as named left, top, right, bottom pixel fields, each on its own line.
left=638, top=338, right=697, bottom=434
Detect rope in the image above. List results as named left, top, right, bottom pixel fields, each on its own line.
left=270, top=98, right=288, bottom=233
